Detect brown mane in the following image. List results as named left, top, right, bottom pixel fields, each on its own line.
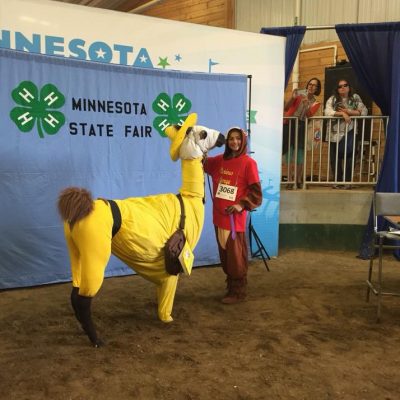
left=57, top=187, right=94, bottom=229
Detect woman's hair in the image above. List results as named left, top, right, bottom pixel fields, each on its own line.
left=306, top=77, right=322, bottom=96
left=223, top=127, right=248, bottom=159
left=332, top=79, right=354, bottom=109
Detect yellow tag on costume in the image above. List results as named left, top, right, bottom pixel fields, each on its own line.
left=178, top=241, right=194, bottom=275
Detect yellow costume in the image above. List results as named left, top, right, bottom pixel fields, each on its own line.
left=64, top=158, right=204, bottom=322
left=59, top=114, right=225, bottom=346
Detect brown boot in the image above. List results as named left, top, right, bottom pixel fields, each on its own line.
left=224, top=277, right=232, bottom=295
left=237, top=277, right=247, bottom=300
left=221, top=277, right=235, bottom=304
left=221, top=278, right=246, bottom=304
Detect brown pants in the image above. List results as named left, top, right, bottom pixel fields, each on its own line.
left=215, top=227, right=248, bottom=297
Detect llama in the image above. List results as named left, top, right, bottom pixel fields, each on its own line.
left=57, top=113, right=225, bottom=347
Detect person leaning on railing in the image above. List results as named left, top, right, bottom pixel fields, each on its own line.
left=324, top=79, right=368, bottom=189
left=282, top=78, right=321, bottom=189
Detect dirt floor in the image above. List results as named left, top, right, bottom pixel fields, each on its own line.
left=1, top=249, right=400, bottom=400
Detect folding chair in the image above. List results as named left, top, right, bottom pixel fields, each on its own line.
left=366, top=192, right=400, bottom=321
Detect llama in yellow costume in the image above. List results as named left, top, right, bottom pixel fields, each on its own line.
left=57, top=113, right=225, bottom=347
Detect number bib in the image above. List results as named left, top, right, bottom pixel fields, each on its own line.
left=215, top=182, right=238, bottom=201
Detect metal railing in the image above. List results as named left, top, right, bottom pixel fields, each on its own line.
left=282, top=115, right=388, bottom=190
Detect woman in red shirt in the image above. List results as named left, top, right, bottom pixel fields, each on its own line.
left=204, top=127, right=262, bottom=304
left=283, top=77, right=321, bottom=189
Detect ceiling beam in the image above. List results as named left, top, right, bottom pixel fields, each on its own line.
left=115, top=0, right=155, bottom=12
left=115, top=0, right=160, bottom=12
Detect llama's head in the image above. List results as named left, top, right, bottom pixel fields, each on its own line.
left=179, top=125, right=225, bottom=160
left=165, top=113, right=225, bottom=161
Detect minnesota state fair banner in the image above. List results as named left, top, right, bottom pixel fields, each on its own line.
left=0, top=48, right=247, bottom=288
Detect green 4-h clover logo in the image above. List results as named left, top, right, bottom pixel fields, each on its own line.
left=10, top=81, right=66, bottom=139
left=152, top=93, right=192, bottom=137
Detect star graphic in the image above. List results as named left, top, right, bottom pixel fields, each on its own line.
left=158, top=57, right=170, bottom=69
left=247, top=110, right=257, bottom=124
left=175, top=54, right=182, bottom=62
left=140, top=55, right=148, bottom=63
left=96, top=48, right=106, bottom=59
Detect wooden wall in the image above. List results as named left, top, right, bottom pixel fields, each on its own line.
left=286, top=40, right=345, bottom=104
left=285, top=40, right=381, bottom=116
left=139, top=0, right=235, bottom=28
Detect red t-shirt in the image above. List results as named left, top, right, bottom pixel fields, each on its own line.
left=204, top=154, right=260, bottom=232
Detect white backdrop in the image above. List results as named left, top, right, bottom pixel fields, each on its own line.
left=0, top=0, right=285, bottom=257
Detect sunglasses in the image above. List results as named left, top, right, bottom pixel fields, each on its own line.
left=337, top=83, right=349, bottom=89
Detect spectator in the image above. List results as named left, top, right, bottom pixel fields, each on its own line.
left=282, top=78, right=321, bottom=189
left=324, top=79, right=368, bottom=188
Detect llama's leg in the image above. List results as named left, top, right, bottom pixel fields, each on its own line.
left=74, top=295, right=103, bottom=347
left=65, top=225, right=83, bottom=324
left=70, top=286, right=82, bottom=323
left=156, top=275, right=179, bottom=322
left=70, top=291, right=103, bottom=345
left=68, top=222, right=111, bottom=347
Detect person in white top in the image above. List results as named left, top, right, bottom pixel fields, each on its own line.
left=324, top=79, right=368, bottom=188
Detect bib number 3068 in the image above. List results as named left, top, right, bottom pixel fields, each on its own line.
left=215, top=183, right=237, bottom=201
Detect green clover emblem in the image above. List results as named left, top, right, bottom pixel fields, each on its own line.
left=10, top=81, right=66, bottom=139
left=152, top=92, right=192, bottom=137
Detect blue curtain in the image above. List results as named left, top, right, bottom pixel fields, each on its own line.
left=336, top=22, right=400, bottom=258
left=260, top=26, right=306, bottom=88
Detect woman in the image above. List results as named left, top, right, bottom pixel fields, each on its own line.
left=282, top=77, right=321, bottom=189
left=324, top=79, right=368, bottom=188
left=204, top=127, right=262, bottom=304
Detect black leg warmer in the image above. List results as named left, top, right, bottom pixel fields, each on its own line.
left=70, top=287, right=82, bottom=323
left=74, top=294, right=104, bottom=348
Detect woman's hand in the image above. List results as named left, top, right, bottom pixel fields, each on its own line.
left=301, top=97, right=310, bottom=105
left=336, top=108, right=351, bottom=124
left=225, top=204, right=243, bottom=214
left=342, top=112, right=351, bottom=124
left=284, top=89, right=300, bottom=110
left=346, top=109, right=361, bottom=116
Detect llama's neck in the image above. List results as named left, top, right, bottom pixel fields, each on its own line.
left=179, top=158, right=204, bottom=198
